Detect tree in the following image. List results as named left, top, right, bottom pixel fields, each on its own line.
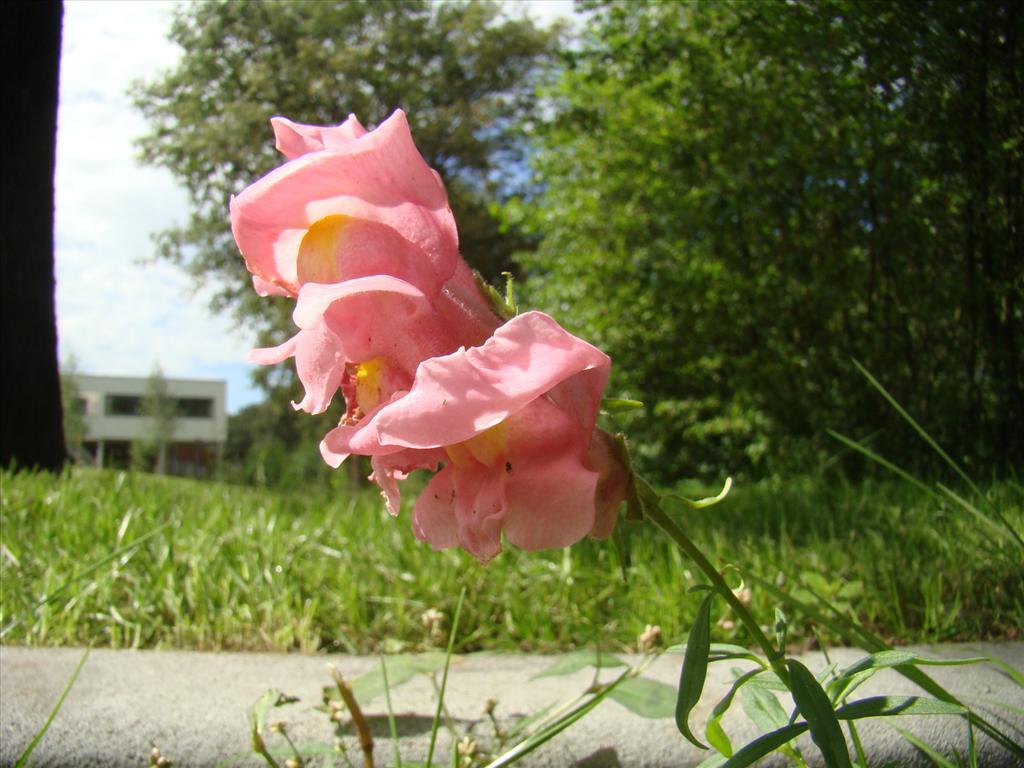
left=514, top=0, right=1024, bottom=479
left=1, top=1, right=65, bottom=472
left=60, top=354, right=87, bottom=462
left=132, top=365, right=177, bottom=474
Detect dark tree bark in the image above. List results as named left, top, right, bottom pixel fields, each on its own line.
left=0, top=1, right=65, bottom=471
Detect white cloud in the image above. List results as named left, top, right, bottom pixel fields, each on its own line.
left=55, top=0, right=260, bottom=413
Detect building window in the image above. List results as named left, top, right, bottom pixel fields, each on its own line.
left=177, top=397, right=213, bottom=418
left=106, top=394, right=142, bottom=416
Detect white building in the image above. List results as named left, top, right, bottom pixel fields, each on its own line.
left=73, top=374, right=227, bottom=476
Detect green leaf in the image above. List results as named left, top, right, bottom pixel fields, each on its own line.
left=332, top=653, right=447, bottom=705
left=740, top=683, right=790, bottom=733
left=774, top=607, right=788, bottom=652
left=609, top=676, right=677, bottom=718
left=666, top=477, right=733, bottom=509
left=835, top=696, right=967, bottom=720
left=704, top=667, right=762, bottom=757
left=973, top=651, right=1024, bottom=688
left=533, top=649, right=627, bottom=679
left=675, top=593, right=714, bottom=748
left=705, top=717, right=733, bottom=758
left=787, top=659, right=852, bottom=768
left=601, top=398, right=645, bottom=414
left=721, top=722, right=809, bottom=768
left=829, top=651, right=989, bottom=702
left=248, top=689, right=297, bottom=739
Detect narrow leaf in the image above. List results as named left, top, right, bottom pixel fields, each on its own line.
left=705, top=717, right=733, bottom=758
left=721, top=723, right=809, bottom=768
left=675, top=593, right=714, bottom=748
left=788, top=659, right=852, bottom=768
left=835, top=695, right=967, bottom=720
left=608, top=676, right=677, bottom=719
left=601, top=398, right=645, bottom=414
left=533, top=649, right=626, bottom=679
left=741, top=683, right=790, bottom=733
left=339, top=653, right=447, bottom=705
left=706, top=666, right=763, bottom=753
left=667, top=477, right=733, bottom=509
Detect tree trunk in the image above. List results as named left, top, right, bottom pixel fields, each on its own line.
left=0, top=1, right=66, bottom=471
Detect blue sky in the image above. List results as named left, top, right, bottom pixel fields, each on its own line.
left=55, top=0, right=573, bottom=415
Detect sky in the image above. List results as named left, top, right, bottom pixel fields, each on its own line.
left=55, top=0, right=574, bottom=415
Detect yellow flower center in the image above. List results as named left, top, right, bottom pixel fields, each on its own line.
left=355, top=356, right=389, bottom=412
left=297, top=214, right=351, bottom=284
left=445, top=422, right=508, bottom=468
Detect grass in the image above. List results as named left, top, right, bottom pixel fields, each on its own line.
left=1, top=466, right=1020, bottom=654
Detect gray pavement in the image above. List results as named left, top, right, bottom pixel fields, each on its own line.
left=2, top=643, right=1022, bottom=767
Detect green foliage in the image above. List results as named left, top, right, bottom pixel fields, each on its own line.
left=131, top=365, right=177, bottom=473
left=514, top=0, right=1024, bottom=480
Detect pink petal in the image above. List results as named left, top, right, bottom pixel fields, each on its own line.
left=411, top=465, right=460, bottom=550
left=320, top=396, right=407, bottom=459
left=373, top=312, right=610, bottom=449
left=503, top=451, right=600, bottom=551
left=231, top=110, right=458, bottom=296
left=294, top=277, right=457, bottom=373
left=248, top=334, right=299, bottom=365
left=252, top=274, right=293, bottom=297
left=291, top=321, right=346, bottom=414
left=271, top=114, right=368, bottom=159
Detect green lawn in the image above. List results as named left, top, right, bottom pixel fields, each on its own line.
left=1, top=467, right=1020, bottom=653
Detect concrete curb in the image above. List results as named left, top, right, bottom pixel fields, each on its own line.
left=2, top=643, right=1022, bottom=767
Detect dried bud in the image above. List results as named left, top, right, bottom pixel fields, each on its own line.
left=457, top=736, right=478, bottom=757
left=638, top=623, right=662, bottom=652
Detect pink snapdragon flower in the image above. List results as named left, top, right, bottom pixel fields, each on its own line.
left=320, top=311, right=628, bottom=561
left=231, top=110, right=629, bottom=560
left=231, top=110, right=498, bottom=414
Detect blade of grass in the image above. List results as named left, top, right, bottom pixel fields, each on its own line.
left=851, top=359, right=1023, bottom=550
left=425, top=587, right=465, bottom=767
left=888, top=725, right=959, bottom=768
left=851, top=360, right=977, bottom=497
left=381, top=656, right=402, bottom=768
left=0, top=524, right=168, bottom=639
left=15, top=647, right=90, bottom=768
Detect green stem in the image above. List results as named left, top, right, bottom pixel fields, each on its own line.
left=645, top=501, right=790, bottom=687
